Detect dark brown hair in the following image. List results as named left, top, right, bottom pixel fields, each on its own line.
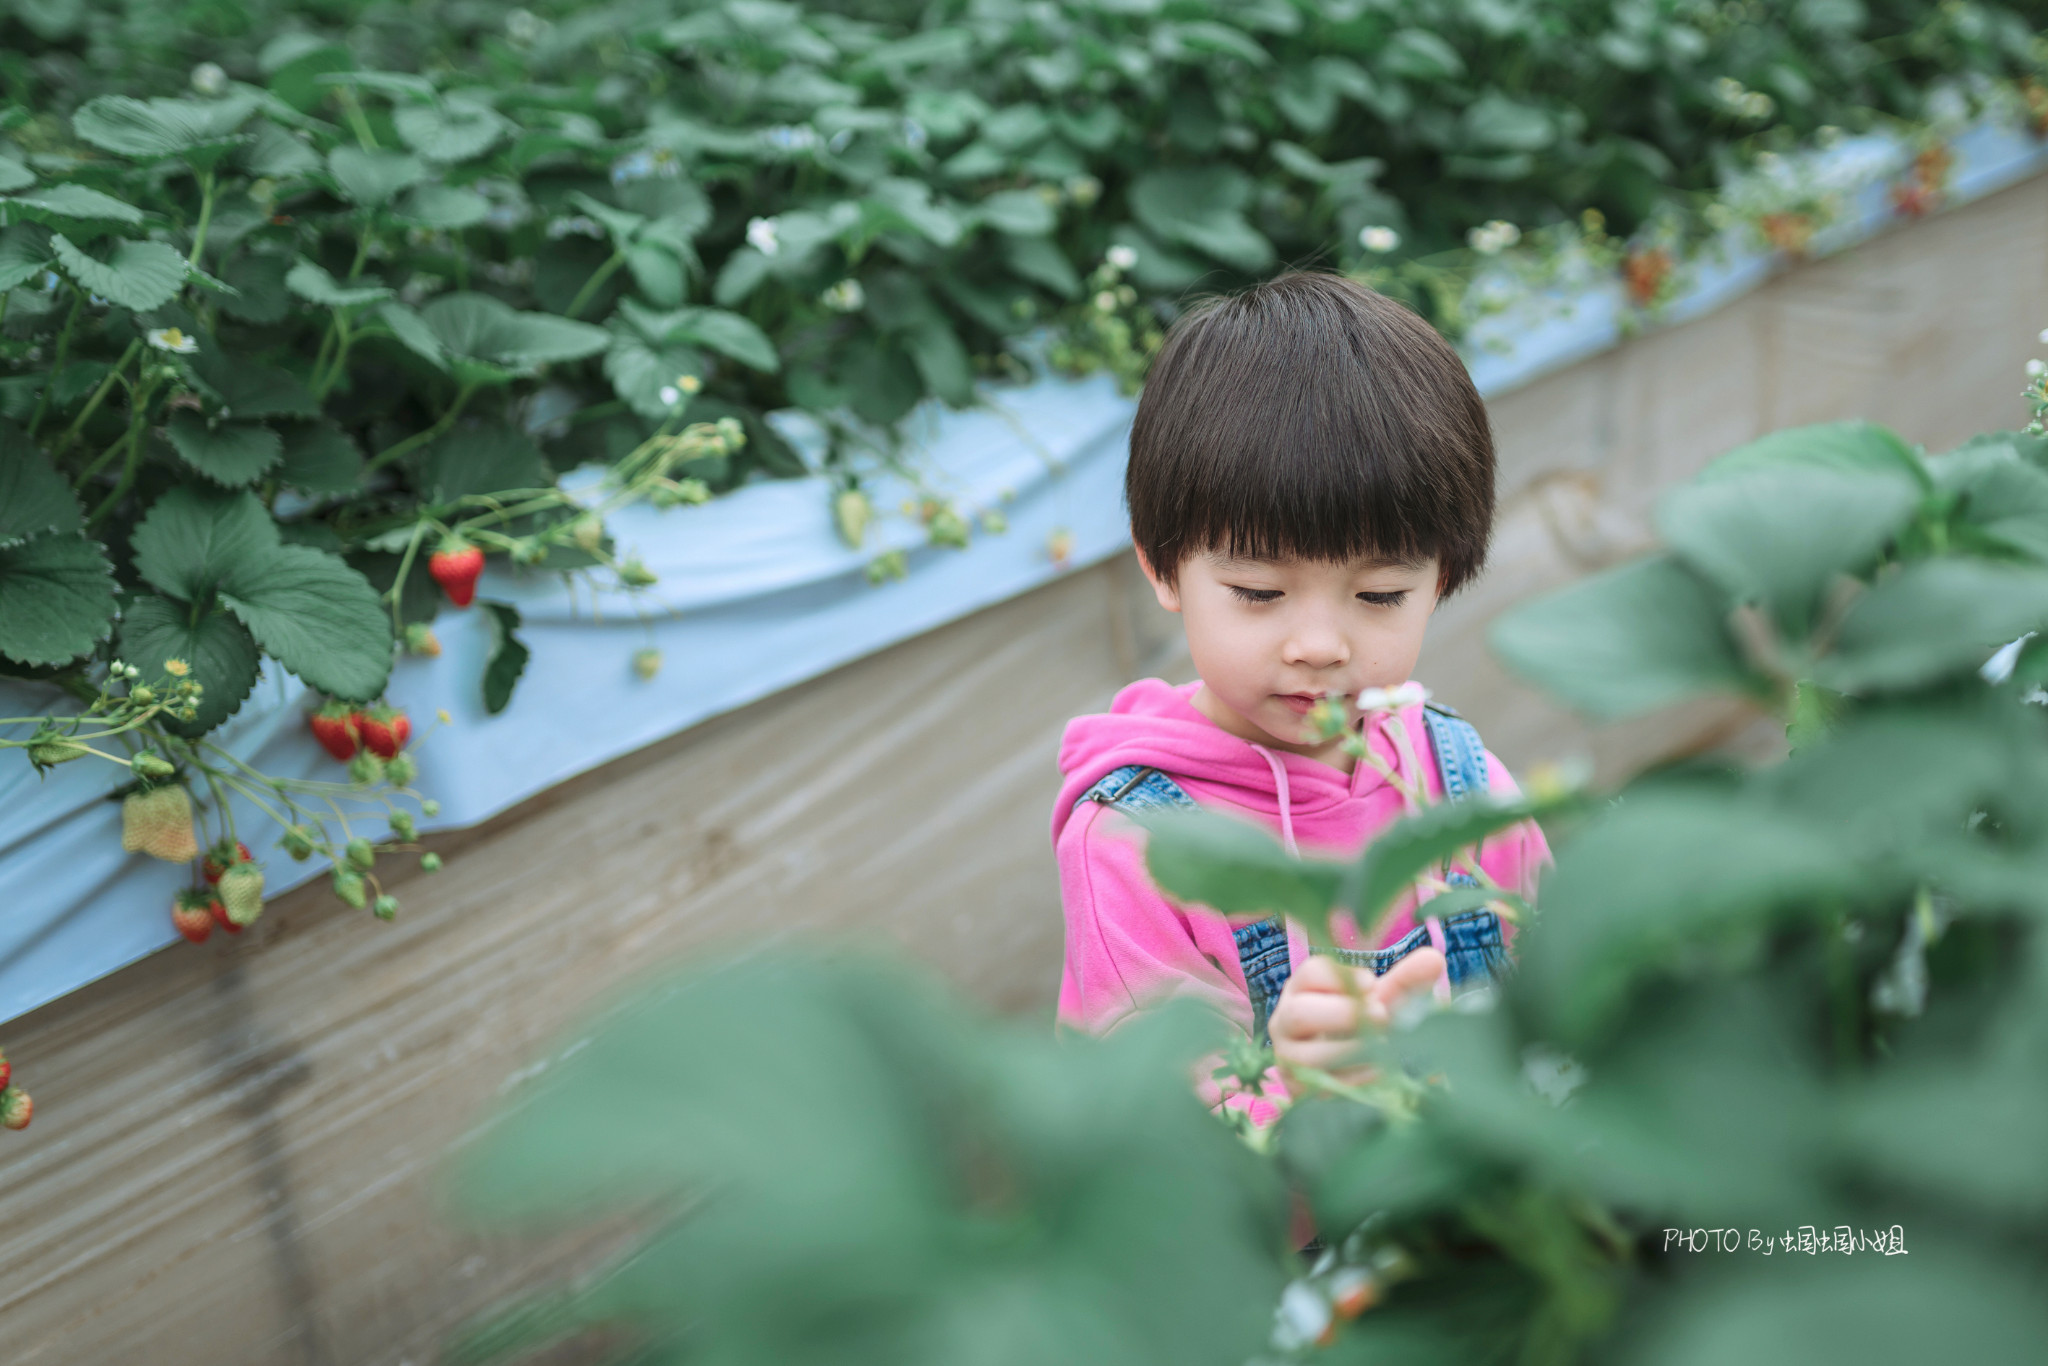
left=1126, top=271, right=1495, bottom=594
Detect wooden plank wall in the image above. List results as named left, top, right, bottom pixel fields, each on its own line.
left=0, top=175, right=2041, bottom=1365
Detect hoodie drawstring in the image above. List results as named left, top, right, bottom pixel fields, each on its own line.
left=1249, top=744, right=1299, bottom=857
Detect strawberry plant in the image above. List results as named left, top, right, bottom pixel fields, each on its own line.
left=451, top=418, right=2048, bottom=1365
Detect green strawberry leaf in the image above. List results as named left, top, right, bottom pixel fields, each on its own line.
left=0, top=157, right=33, bottom=193
left=238, top=122, right=324, bottom=179
left=217, top=252, right=292, bottom=323
left=1817, top=561, right=2048, bottom=694
left=327, top=145, right=428, bottom=208
left=0, top=422, right=84, bottom=546
left=480, top=600, right=529, bottom=715
left=396, top=184, right=492, bottom=230
left=416, top=421, right=551, bottom=502
left=165, top=411, right=283, bottom=487
left=622, top=302, right=779, bottom=373
left=209, top=364, right=319, bottom=421
left=372, top=301, right=449, bottom=371
left=975, top=188, right=1058, bottom=236
left=130, top=485, right=278, bottom=604
left=1001, top=234, right=1080, bottom=297
left=0, top=222, right=54, bottom=291
left=394, top=101, right=510, bottom=163
left=51, top=233, right=188, bottom=311
left=1490, top=553, right=1758, bottom=718
left=285, top=257, right=393, bottom=308
left=3, top=185, right=145, bottom=237
left=219, top=543, right=392, bottom=701
left=605, top=327, right=705, bottom=420
left=0, top=530, right=118, bottom=667
left=275, top=420, right=365, bottom=494
left=565, top=190, right=646, bottom=247
left=419, top=292, right=610, bottom=376
left=71, top=94, right=260, bottom=165
left=1140, top=808, right=1344, bottom=924
left=115, top=592, right=261, bottom=734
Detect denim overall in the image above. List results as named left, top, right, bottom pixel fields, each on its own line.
left=1077, top=704, right=1511, bottom=1043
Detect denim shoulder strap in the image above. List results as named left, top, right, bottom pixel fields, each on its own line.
left=1422, top=702, right=1489, bottom=801
left=1418, top=702, right=1513, bottom=992
left=1074, top=764, right=1196, bottom=813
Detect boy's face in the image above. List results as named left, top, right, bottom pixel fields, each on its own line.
left=1141, top=548, right=1443, bottom=760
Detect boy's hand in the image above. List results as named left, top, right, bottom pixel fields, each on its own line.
left=1269, top=949, right=1445, bottom=1081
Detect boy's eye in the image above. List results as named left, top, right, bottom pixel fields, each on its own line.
left=1228, top=585, right=1282, bottom=603
left=1358, top=590, right=1409, bottom=608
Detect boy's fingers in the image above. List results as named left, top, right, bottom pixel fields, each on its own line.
left=1271, top=991, right=1361, bottom=1041
left=1288, top=954, right=1350, bottom=994
left=1360, top=948, right=1446, bottom=1022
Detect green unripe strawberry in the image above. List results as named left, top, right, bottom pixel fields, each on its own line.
left=27, top=736, right=87, bottom=767
left=389, top=811, right=415, bottom=841
left=420, top=852, right=443, bottom=872
left=372, top=894, right=399, bottom=921
left=349, top=750, right=385, bottom=785
left=834, top=489, right=870, bottom=548
left=384, top=752, right=417, bottom=786
left=633, top=647, right=662, bottom=681
left=218, top=862, right=265, bottom=926
left=332, top=869, right=368, bottom=909
left=120, top=785, right=198, bottom=863
left=133, top=751, right=176, bottom=780
left=131, top=685, right=156, bottom=705
left=345, top=836, right=375, bottom=871
left=421, top=799, right=440, bottom=817
left=282, top=824, right=315, bottom=861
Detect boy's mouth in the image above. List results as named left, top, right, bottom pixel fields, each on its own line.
left=1275, top=693, right=1323, bottom=716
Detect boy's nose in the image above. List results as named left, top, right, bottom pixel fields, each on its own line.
left=1281, top=623, right=1350, bottom=669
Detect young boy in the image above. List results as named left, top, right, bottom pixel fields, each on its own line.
left=1051, top=272, right=1549, bottom=1090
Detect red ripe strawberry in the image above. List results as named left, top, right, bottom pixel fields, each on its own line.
left=174, top=891, right=215, bottom=943
left=0, top=1048, right=11, bottom=1091
left=429, top=540, right=485, bottom=608
left=309, top=702, right=360, bottom=761
left=208, top=896, right=242, bottom=935
left=1, top=1086, right=32, bottom=1131
left=354, top=706, right=412, bottom=759
left=203, top=840, right=253, bottom=884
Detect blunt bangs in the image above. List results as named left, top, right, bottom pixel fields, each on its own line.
left=1127, top=272, right=1495, bottom=595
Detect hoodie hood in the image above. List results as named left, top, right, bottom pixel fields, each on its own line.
left=1052, top=678, right=1404, bottom=848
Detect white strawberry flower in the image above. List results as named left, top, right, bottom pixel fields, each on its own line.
left=1467, top=220, right=1521, bottom=255
left=1354, top=681, right=1429, bottom=713
left=746, top=216, right=781, bottom=256
left=1358, top=225, right=1400, bottom=253
left=190, top=63, right=227, bottom=97
left=147, top=327, right=199, bottom=354
left=820, top=278, right=865, bottom=312
left=1105, top=244, right=1138, bottom=270
left=2027, top=359, right=2046, bottom=380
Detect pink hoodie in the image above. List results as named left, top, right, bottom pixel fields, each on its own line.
left=1052, top=678, right=1550, bottom=1040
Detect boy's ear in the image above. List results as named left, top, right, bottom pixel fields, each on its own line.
left=1135, top=547, right=1183, bottom=614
